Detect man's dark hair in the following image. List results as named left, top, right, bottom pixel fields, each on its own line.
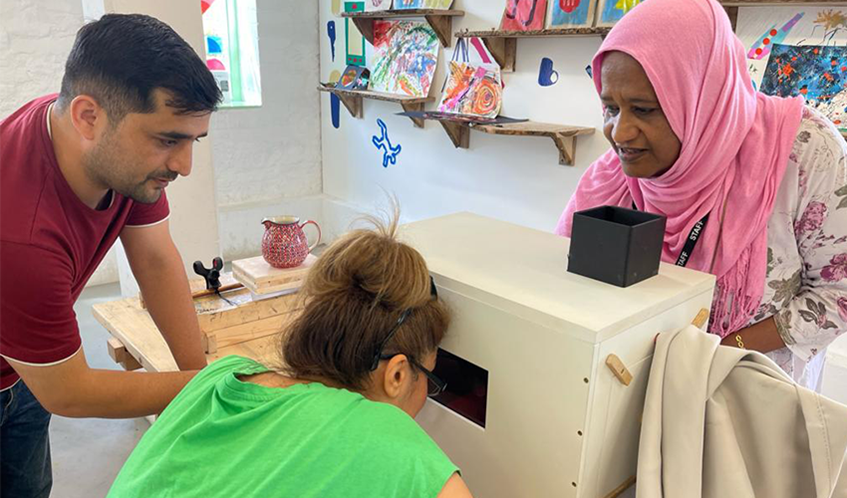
left=57, top=13, right=222, bottom=121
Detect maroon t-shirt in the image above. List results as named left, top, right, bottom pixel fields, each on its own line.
left=0, top=95, right=169, bottom=390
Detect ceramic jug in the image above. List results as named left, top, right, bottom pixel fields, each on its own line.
left=261, top=216, right=321, bottom=269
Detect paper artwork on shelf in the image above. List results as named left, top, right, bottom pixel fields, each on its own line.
left=736, top=7, right=847, bottom=132
left=394, top=0, right=454, bottom=9
left=365, top=0, right=392, bottom=11
left=549, top=0, right=597, bottom=28
left=500, top=0, right=548, bottom=32
left=438, top=37, right=502, bottom=118
left=370, top=20, right=440, bottom=97
left=596, top=0, right=644, bottom=28
left=760, top=44, right=847, bottom=130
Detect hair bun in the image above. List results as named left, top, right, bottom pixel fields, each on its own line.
left=305, top=225, right=430, bottom=311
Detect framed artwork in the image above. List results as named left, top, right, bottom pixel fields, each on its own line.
left=365, top=0, right=392, bottom=11
left=394, top=0, right=454, bottom=8
left=596, top=0, right=644, bottom=28
left=549, top=0, right=597, bottom=28
left=500, top=0, right=548, bottom=32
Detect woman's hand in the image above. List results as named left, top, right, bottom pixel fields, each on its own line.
left=719, top=317, right=786, bottom=354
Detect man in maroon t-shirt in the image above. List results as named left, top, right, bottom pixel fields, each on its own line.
left=0, top=14, right=222, bottom=497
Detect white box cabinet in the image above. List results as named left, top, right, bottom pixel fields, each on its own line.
left=403, top=213, right=716, bottom=498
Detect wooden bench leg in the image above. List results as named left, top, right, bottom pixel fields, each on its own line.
left=107, top=337, right=142, bottom=371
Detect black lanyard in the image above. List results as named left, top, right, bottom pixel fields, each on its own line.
left=632, top=203, right=710, bottom=268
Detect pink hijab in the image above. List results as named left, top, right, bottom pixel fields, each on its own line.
left=555, top=0, right=804, bottom=336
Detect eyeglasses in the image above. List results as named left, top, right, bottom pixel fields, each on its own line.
left=379, top=353, right=447, bottom=397
left=369, top=276, right=446, bottom=397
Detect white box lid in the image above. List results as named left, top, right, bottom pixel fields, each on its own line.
left=402, top=213, right=716, bottom=343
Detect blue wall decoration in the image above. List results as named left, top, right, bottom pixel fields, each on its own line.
left=372, top=119, right=401, bottom=167
left=538, top=57, right=559, bottom=87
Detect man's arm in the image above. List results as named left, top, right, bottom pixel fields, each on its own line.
left=120, top=220, right=207, bottom=370
left=6, top=350, right=197, bottom=418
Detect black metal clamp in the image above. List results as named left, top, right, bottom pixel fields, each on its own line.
left=193, top=257, right=224, bottom=292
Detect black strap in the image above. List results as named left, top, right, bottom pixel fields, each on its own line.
left=631, top=203, right=710, bottom=268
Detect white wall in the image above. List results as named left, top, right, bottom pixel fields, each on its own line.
left=319, top=0, right=610, bottom=232
left=0, top=0, right=80, bottom=118
left=212, top=0, right=323, bottom=261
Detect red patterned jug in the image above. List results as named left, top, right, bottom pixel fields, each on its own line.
left=261, top=216, right=321, bottom=269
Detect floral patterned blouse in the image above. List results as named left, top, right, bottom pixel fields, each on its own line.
left=752, top=107, right=847, bottom=391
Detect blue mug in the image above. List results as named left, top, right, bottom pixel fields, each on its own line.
left=539, top=57, right=559, bottom=87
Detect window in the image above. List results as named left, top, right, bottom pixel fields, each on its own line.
left=201, top=0, right=262, bottom=107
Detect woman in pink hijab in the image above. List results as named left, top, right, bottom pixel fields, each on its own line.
left=556, top=0, right=847, bottom=390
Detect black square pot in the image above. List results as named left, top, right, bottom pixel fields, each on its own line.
left=567, top=206, right=667, bottom=288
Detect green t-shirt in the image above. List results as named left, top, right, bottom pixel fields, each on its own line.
left=107, top=355, right=458, bottom=498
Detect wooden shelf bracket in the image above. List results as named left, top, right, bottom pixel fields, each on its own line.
left=484, top=37, right=518, bottom=72
left=439, top=120, right=470, bottom=149
left=338, top=93, right=363, bottom=119
left=343, top=9, right=465, bottom=48
left=456, top=28, right=610, bottom=72
left=552, top=132, right=578, bottom=166
left=317, top=84, right=433, bottom=128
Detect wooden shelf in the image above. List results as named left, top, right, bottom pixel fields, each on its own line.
left=425, top=117, right=594, bottom=165
left=718, top=0, right=846, bottom=29
left=719, top=0, right=846, bottom=4
left=318, top=84, right=434, bottom=128
left=455, top=28, right=611, bottom=72
left=341, top=9, right=465, bottom=48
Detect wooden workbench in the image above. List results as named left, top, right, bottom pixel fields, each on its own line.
left=93, top=286, right=300, bottom=373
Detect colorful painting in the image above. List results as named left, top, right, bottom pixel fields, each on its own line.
left=500, top=0, right=548, bottom=31
left=748, top=13, right=804, bottom=60
left=596, top=0, right=644, bottom=28
left=345, top=2, right=366, bottom=66
left=370, top=20, right=440, bottom=97
left=812, top=9, right=847, bottom=44
left=438, top=62, right=502, bottom=117
left=760, top=43, right=847, bottom=130
left=365, top=0, right=392, bottom=11
left=549, top=0, right=597, bottom=28
left=438, top=37, right=502, bottom=118
left=394, top=0, right=454, bottom=9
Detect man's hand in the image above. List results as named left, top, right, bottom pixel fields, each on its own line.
left=6, top=349, right=197, bottom=418
left=120, top=220, right=207, bottom=370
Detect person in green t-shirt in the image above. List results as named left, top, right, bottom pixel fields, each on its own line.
left=107, top=211, right=474, bottom=498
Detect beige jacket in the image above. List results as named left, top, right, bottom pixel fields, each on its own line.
left=637, top=325, right=847, bottom=498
